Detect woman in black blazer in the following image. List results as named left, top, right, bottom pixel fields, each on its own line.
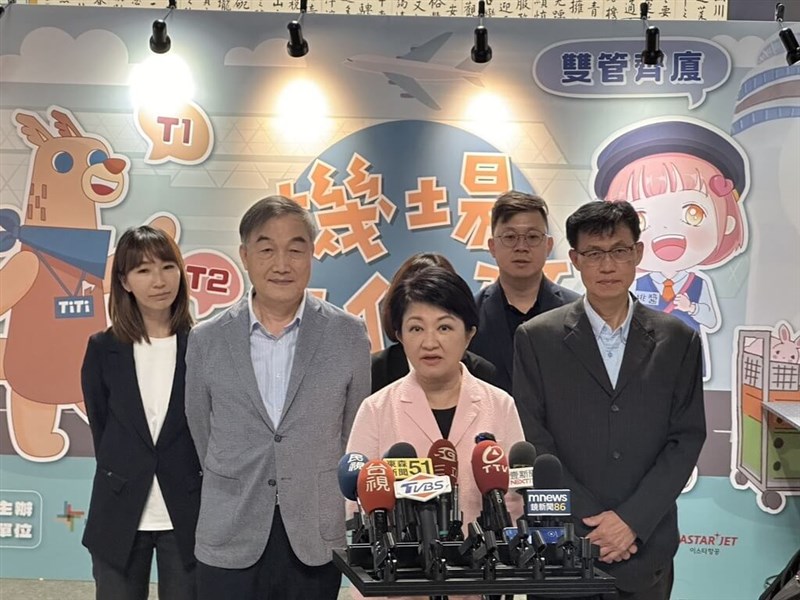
left=81, top=226, right=200, bottom=600
left=371, top=252, right=497, bottom=393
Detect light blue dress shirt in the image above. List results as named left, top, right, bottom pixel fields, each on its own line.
left=248, top=289, right=306, bottom=428
left=583, top=295, right=636, bottom=388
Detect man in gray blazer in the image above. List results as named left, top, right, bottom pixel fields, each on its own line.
left=513, top=201, right=706, bottom=600
left=185, top=196, right=371, bottom=600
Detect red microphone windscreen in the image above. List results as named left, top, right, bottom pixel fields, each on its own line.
left=428, top=439, right=458, bottom=486
left=471, top=440, right=509, bottom=495
left=357, top=459, right=396, bottom=514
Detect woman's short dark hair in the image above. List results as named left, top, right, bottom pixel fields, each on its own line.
left=382, top=253, right=456, bottom=343
left=388, top=266, right=479, bottom=339
left=109, top=226, right=193, bottom=344
left=565, top=200, right=641, bottom=249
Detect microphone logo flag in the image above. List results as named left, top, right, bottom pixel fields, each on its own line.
left=431, top=445, right=457, bottom=463
left=346, top=453, right=368, bottom=472
left=481, top=444, right=505, bottom=464
left=523, top=489, right=572, bottom=516
left=508, top=467, right=533, bottom=489
left=394, top=472, right=452, bottom=501
left=478, top=443, right=508, bottom=476
left=385, top=457, right=433, bottom=480
left=363, top=462, right=394, bottom=494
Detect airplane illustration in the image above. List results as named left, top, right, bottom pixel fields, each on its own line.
left=343, top=32, right=487, bottom=110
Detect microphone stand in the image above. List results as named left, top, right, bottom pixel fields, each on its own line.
left=346, top=510, right=370, bottom=544
left=458, top=522, right=498, bottom=580
left=530, top=529, right=547, bottom=581
left=416, top=501, right=446, bottom=587
left=447, top=483, right=464, bottom=541
left=446, top=519, right=464, bottom=542
left=578, top=536, right=600, bottom=579
left=368, top=511, right=397, bottom=582
left=557, top=521, right=577, bottom=569
left=508, top=518, right=537, bottom=568
left=372, top=531, right=397, bottom=582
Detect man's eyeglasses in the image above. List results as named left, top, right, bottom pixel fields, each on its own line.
left=494, top=232, right=548, bottom=248
left=575, top=245, right=637, bottom=264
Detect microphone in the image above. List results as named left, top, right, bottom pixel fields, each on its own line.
left=474, top=431, right=496, bottom=444
left=530, top=454, right=582, bottom=569
left=357, top=459, right=398, bottom=579
left=508, top=440, right=536, bottom=491
left=471, top=440, right=511, bottom=538
left=384, top=441, right=434, bottom=481
left=428, top=439, right=462, bottom=540
left=338, top=452, right=368, bottom=501
left=338, top=452, right=369, bottom=542
left=533, top=453, right=563, bottom=489
left=531, top=454, right=570, bottom=517
left=357, top=459, right=396, bottom=544
left=525, top=454, right=572, bottom=545
left=509, top=440, right=537, bottom=468
left=383, top=442, right=419, bottom=541
left=394, top=468, right=451, bottom=581
left=383, top=442, right=417, bottom=459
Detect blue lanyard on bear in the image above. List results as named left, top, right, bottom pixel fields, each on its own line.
left=0, top=208, right=111, bottom=319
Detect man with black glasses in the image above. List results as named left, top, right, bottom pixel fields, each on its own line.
left=513, top=200, right=706, bottom=600
left=469, top=191, right=579, bottom=393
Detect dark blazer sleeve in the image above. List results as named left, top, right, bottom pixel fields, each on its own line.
left=370, top=344, right=412, bottom=394
left=615, top=329, right=706, bottom=543
left=81, top=333, right=109, bottom=456
left=370, top=348, right=391, bottom=395
left=469, top=283, right=517, bottom=393
left=512, top=324, right=606, bottom=519
left=463, top=350, right=497, bottom=387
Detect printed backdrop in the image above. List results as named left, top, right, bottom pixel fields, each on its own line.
left=0, top=6, right=799, bottom=598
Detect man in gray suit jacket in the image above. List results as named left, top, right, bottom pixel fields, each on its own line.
left=513, top=201, right=706, bottom=600
left=185, top=196, right=371, bottom=600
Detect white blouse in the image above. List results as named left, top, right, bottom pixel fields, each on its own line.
left=133, top=335, right=176, bottom=531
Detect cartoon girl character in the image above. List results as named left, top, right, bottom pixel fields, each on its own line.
left=593, top=119, right=749, bottom=380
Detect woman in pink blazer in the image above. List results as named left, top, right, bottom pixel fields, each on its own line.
left=346, top=266, right=525, bottom=600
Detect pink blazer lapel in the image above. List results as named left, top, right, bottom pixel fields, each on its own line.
left=399, top=368, right=481, bottom=448
left=447, top=368, right=481, bottom=448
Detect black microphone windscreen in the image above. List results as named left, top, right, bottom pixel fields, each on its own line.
left=533, top=454, right=563, bottom=489
left=383, top=442, right=417, bottom=459
left=509, top=441, right=537, bottom=468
